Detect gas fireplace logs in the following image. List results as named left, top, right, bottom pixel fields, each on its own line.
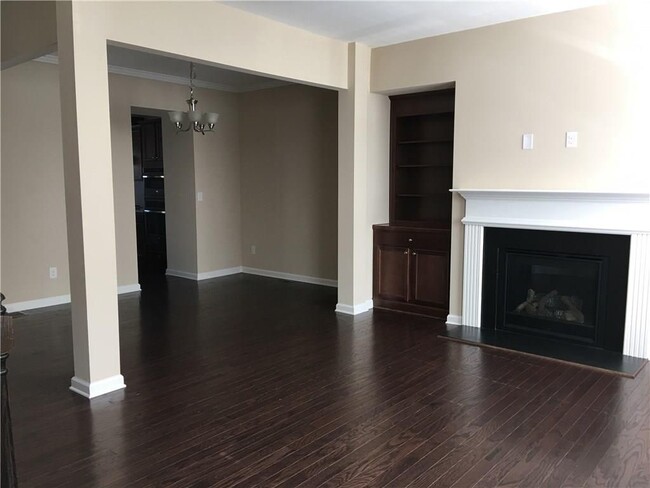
left=514, top=289, right=585, bottom=324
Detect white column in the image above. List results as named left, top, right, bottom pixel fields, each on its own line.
left=462, top=224, right=484, bottom=327
left=623, top=233, right=650, bottom=358
left=336, top=42, right=373, bottom=315
left=57, top=2, right=124, bottom=397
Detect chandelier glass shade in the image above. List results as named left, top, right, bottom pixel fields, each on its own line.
left=168, top=62, right=219, bottom=135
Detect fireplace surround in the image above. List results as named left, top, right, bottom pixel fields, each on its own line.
left=451, top=190, right=650, bottom=360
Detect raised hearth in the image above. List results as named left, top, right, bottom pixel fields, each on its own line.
left=450, top=189, right=650, bottom=361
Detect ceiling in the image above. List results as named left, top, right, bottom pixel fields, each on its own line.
left=222, top=0, right=606, bottom=47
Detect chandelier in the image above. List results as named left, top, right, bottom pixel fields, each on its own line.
left=168, top=62, right=219, bottom=135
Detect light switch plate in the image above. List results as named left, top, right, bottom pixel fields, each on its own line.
left=522, top=133, right=534, bottom=150
left=197, top=191, right=203, bottom=202
left=566, top=131, right=578, bottom=148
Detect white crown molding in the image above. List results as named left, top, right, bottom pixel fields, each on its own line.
left=34, top=54, right=290, bottom=93
left=70, top=375, right=126, bottom=399
left=5, top=284, right=141, bottom=313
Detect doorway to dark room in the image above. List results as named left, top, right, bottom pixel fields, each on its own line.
left=132, top=115, right=167, bottom=279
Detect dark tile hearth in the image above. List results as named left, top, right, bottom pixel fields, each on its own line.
left=440, top=325, right=647, bottom=378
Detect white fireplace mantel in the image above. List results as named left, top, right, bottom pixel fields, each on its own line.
left=452, top=189, right=650, bottom=359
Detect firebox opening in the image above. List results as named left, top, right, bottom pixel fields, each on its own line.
left=504, top=252, right=602, bottom=345
left=482, top=228, right=630, bottom=353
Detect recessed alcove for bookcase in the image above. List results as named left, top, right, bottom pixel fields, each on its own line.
left=391, top=89, right=454, bottom=228
left=373, top=88, right=455, bottom=319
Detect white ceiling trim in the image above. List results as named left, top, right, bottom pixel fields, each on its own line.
left=34, top=54, right=290, bottom=93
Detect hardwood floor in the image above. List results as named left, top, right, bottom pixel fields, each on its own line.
left=6, top=274, right=650, bottom=487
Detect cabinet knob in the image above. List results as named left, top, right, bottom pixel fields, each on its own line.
left=408, top=238, right=413, bottom=242
left=403, top=250, right=408, bottom=255
left=412, top=252, right=417, bottom=256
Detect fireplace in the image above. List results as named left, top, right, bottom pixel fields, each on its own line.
left=448, top=190, right=650, bottom=365
left=481, top=228, right=630, bottom=352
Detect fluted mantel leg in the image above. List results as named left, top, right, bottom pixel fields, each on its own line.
left=462, top=224, right=484, bottom=328
left=624, top=233, right=650, bottom=358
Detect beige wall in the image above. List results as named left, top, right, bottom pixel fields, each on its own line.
left=194, top=89, right=242, bottom=273
left=239, top=84, right=338, bottom=280
left=108, top=75, right=242, bottom=280
left=159, top=111, right=198, bottom=275
left=1, top=1, right=56, bottom=70
left=130, top=107, right=200, bottom=276
left=95, top=1, right=347, bottom=90
left=2, top=61, right=338, bottom=304
left=365, top=94, right=391, bottom=230
left=5, top=2, right=635, bottom=322
left=1, top=62, right=69, bottom=303
left=335, top=43, right=391, bottom=310
left=2, top=0, right=350, bottom=390
left=372, top=4, right=648, bottom=317
left=1, top=61, right=242, bottom=303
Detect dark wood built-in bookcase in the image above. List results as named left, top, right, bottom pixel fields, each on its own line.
left=390, top=89, right=454, bottom=228
left=373, top=88, right=455, bottom=319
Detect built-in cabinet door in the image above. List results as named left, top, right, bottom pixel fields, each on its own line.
left=409, top=249, right=449, bottom=309
left=135, top=212, right=146, bottom=258
left=132, top=127, right=143, bottom=180
left=141, top=120, right=161, bottom=162
left=376, top=245, right=410, bottom=302
left=373, top=226, right=451, bottom=319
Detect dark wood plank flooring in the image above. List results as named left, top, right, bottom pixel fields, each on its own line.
left=6, top=274, right=650, bottom=487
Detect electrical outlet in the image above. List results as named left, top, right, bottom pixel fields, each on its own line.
left=49, top=267, right=58, bottom=279
left=250, top=245, right=256, bottom=255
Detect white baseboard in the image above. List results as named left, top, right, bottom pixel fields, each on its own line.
left=70, top=374, right=126, bottom=399
left=165, top=269, right=198, bottom=280
left=5, top=294, right=70, bottom=313
left=166, top=267, right=243, bottom=281
left=446, top=314, right=462, bottom=326
left=335, top=299, right=374, bottom=315
left=5, top=283, right=142, bottom=313
left=242, top=267, right=337, bottom=288
left=198, top=267, right=244, bottom=280
left=118, top=284, right=142, bottom=295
